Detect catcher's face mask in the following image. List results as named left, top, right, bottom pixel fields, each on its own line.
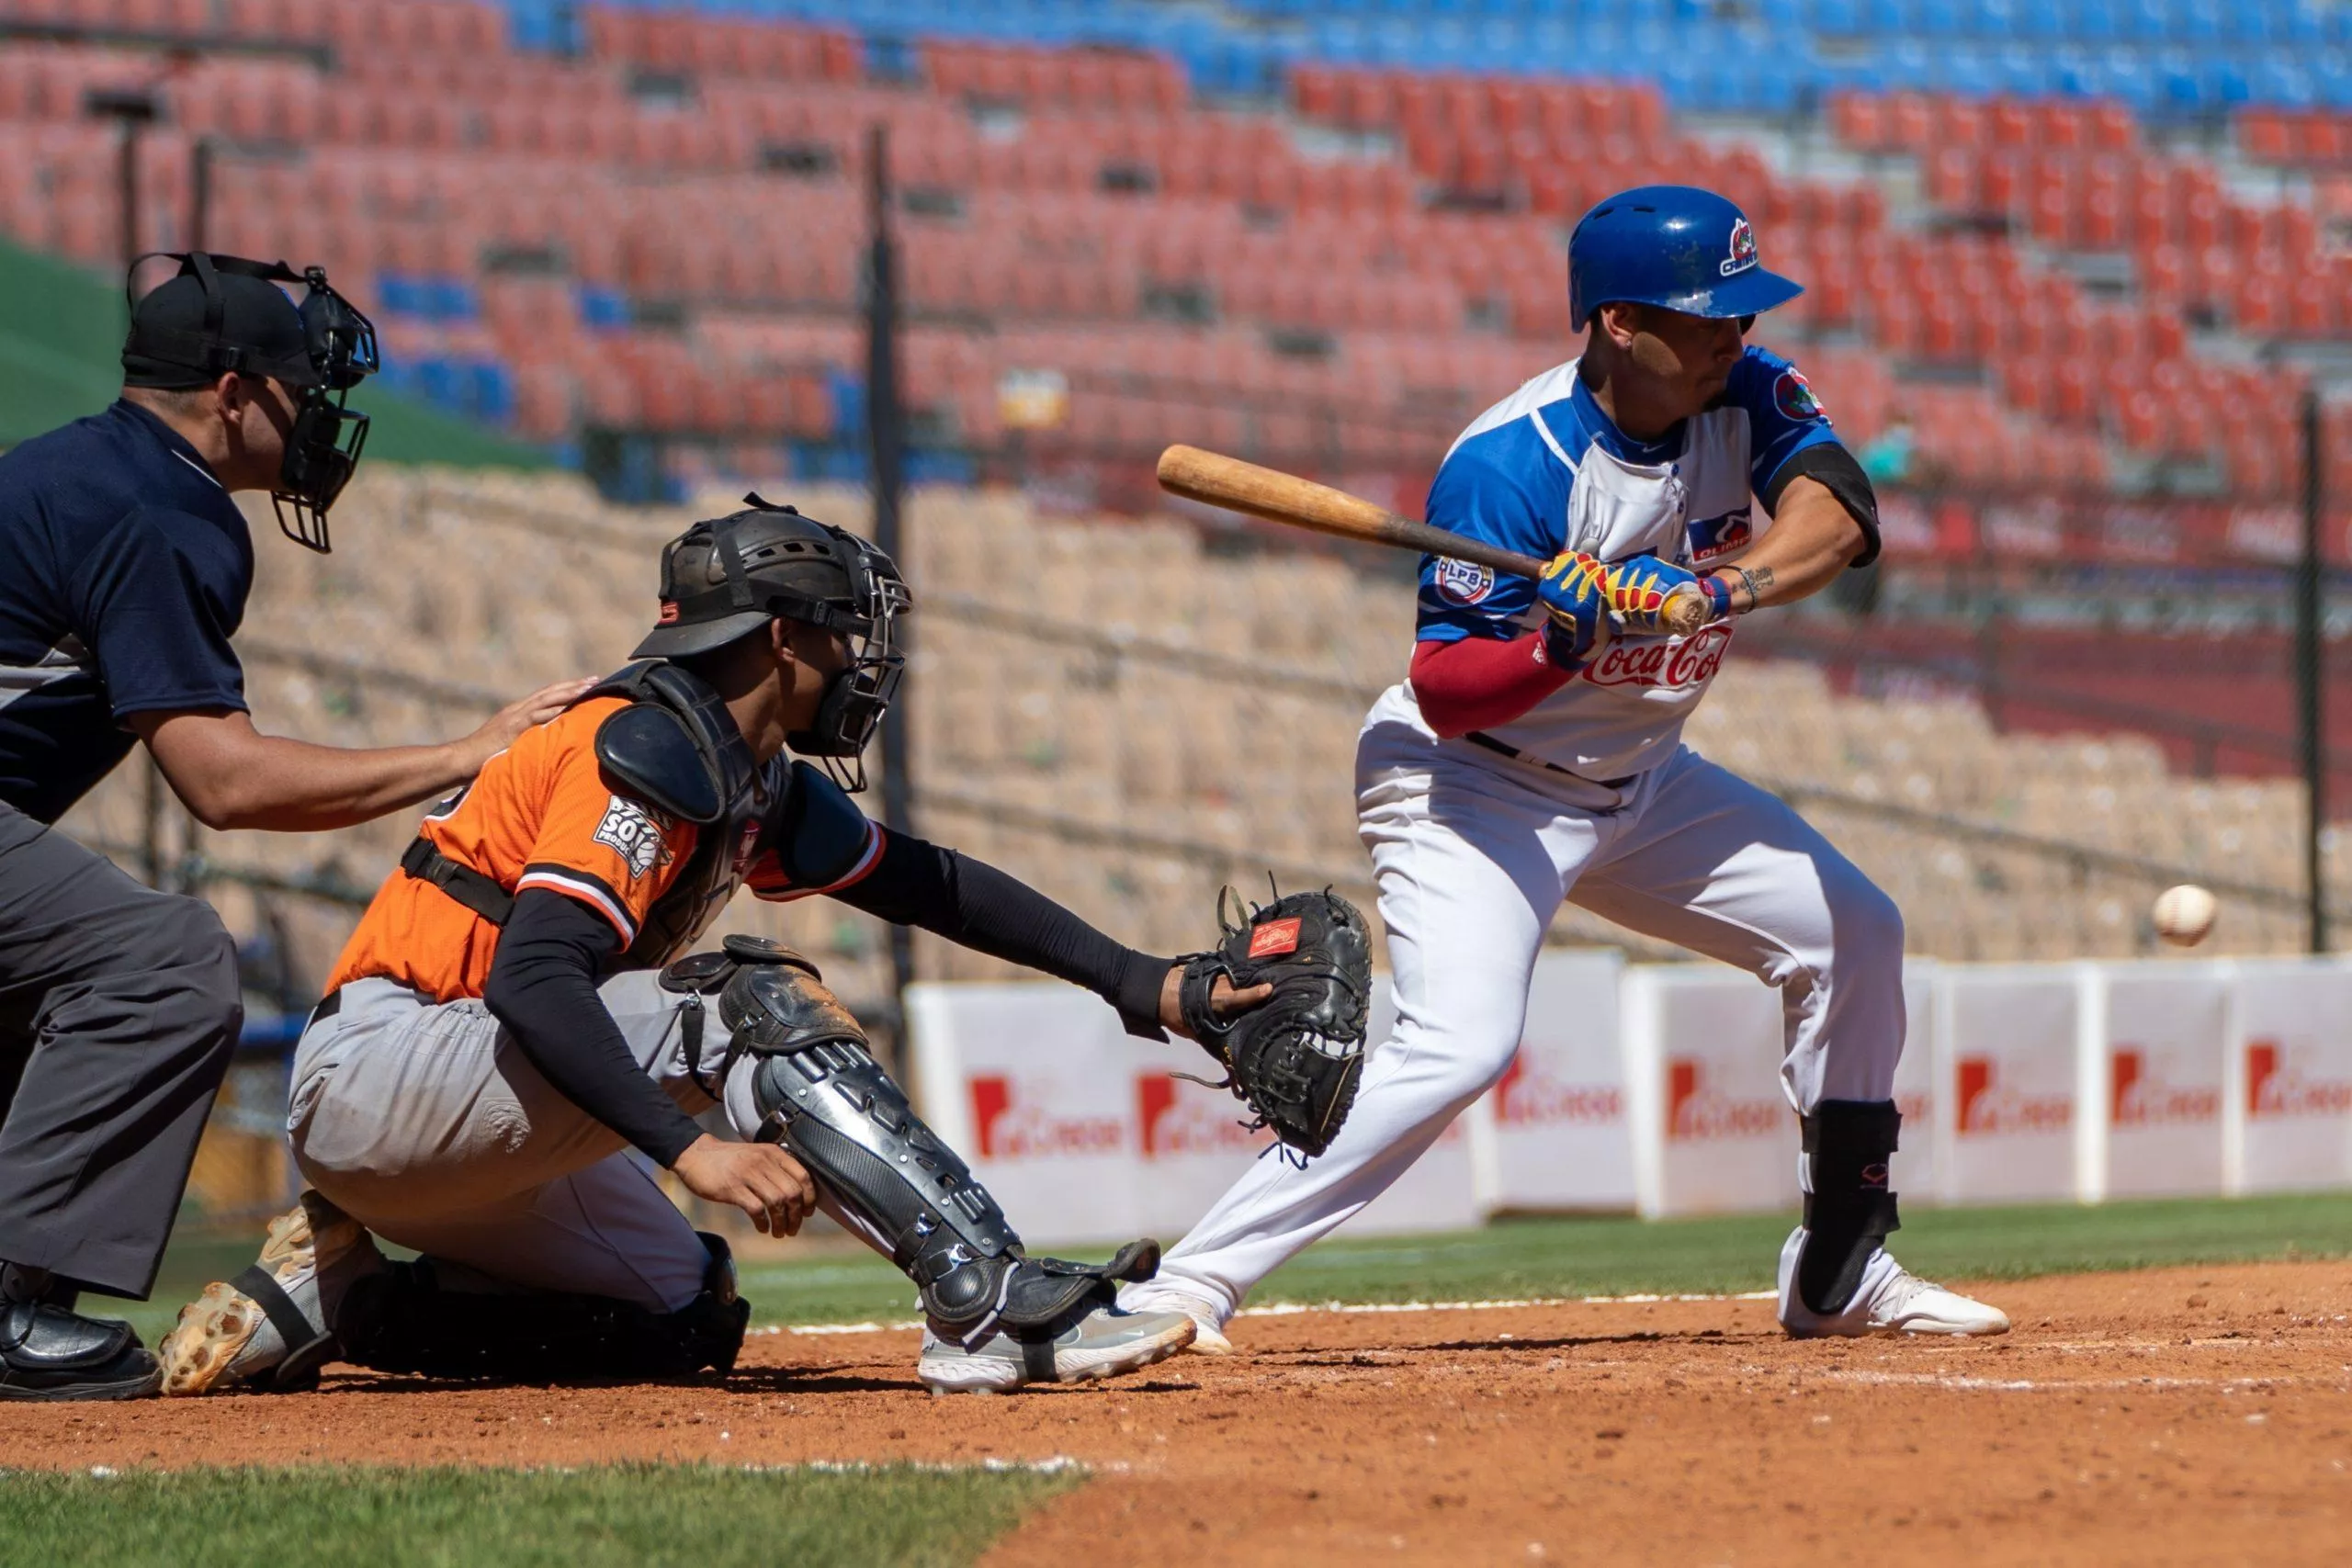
left=123, top=252, right=379, bottom=553
left=785, top=536, right=910, bottom=795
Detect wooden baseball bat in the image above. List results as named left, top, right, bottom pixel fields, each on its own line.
left=1155, top=444, right=1710, bottom=637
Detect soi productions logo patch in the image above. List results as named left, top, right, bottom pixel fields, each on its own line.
left=2109, top=1047, right=2219, bottom=1127
left=1432, top=556, right=1495, bottom=604
left=2245, top=1040, right=2352, bottom=1119
left=1665, top=1058, right=1782, bottom=1142
left=1494, top=1053, right=1622, bottom=1129
left=1136, top=1076, right=1270, bottom=1159
left=1955, top=1057, right=2074, bottom=1136
left=968, top=1076, right=1125, bottom=1161
left=1581, top=620, right=1734, bottom=690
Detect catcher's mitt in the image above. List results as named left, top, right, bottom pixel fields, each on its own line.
left=1175, top=886, right=1372, bottom=1158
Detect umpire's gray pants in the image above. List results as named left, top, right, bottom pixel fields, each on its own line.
left=0, top=802, right=244, bottom=1298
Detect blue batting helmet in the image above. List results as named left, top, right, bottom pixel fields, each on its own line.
left=1567, top=186, right=1804, bottom=331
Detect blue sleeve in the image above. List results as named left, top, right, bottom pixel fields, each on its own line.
left=75, top=509, right=248, bottom=720
left=1727, top=344, right=1843, bottom=506
left=1414, top=433, right=1562, bottom=645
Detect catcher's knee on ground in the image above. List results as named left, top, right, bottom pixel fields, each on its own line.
left=339, top=1233, right=748, bottom=1382
left=704, top=940, right=1155, bottom=1343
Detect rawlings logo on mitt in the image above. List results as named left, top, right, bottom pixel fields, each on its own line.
left=1175, top=887, right=1372, bottom=1158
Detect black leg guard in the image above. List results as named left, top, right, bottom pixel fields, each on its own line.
left=336, top=1234, right=749, bottom=1382
left=717, top=943, right=1159, bottom=1344
left=1795, top=1100, right=1902, bottom=1316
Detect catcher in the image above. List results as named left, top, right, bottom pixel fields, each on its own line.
left=157, top=499, right=1370, bottom=1395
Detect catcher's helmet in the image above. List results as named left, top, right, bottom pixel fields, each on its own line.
left=1567, top=185, right=1803, bottom=331
left=633, top=496, right=905, bottom=661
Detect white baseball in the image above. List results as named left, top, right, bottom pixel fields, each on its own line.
left=2152, top=884, right=2218, bottom=947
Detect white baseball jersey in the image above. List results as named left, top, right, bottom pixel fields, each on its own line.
left=1130, top=344, right=1911, bottom=1324
left=1381, top=344, right=1850, bottom=780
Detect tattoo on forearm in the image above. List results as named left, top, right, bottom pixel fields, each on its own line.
left=1736, top=564, right=1774, bottom=612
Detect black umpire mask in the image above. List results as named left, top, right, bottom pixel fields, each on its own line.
left=123, top=251, right=379, bottom=552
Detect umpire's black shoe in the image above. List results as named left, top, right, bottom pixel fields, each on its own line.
left=0, top=1301, right=162, bottom=1402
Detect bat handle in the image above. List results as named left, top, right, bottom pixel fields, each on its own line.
left=1659, top=581, right=1714, bottom=638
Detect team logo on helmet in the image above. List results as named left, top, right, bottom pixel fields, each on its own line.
left=1772, top=368, right=1826, bottom=423
left=1719, top=217, right=1758, bottom=277
left=1433, top=557, right=1495, bottom=605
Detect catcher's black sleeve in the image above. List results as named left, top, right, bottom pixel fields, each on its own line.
left=832, top=830, right=1174, bottom=1038
left=481, top=890, right=707, bottom=1168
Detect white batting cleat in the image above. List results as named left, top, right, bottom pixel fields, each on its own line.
left=918, top=1304, right=1196, bottom=1394
left=1114, top=1284, right=1235, bottom=1356
left=157, top=1191, right=386, bottom=1395
left=1776, top=1226, right=2010, bottom=1339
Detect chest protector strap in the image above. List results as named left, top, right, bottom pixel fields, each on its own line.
left=398, top=836, right=514, bottom=926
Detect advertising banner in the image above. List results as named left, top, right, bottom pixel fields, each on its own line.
left=1623, top=964, right=1795, bottom=1218
left=1936, top=964, right=2083, bottom=1203
left=908, top=978, right=1477, bottom=1247
left=2092, top=962, right=2230, bottom=1201
left=1468, top=949, right=1634, bottom=1213
left=2230, top=959, right=2352, bottom=1193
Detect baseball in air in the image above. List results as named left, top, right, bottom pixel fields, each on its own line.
left=2152, top=884, right=2218, bottom=947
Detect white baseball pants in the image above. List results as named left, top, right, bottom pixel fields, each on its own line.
left=1139, top=718, right=1906, bottom=1318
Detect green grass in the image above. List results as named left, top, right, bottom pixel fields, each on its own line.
left=120, top=1193, right=2352, bottom=1343
left=0, top=1464, right=1075, bottom=1568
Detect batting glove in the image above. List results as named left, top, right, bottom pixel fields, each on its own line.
left=1603, top=552, right=1718, bottom=637
left=1535, top=550, right=1611, bottom=668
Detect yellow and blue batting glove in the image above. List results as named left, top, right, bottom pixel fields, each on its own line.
left=1535, top=550, right=1611, bottom=667
left=1602, top=552, right=1718, bottom=637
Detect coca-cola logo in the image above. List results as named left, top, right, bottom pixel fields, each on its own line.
left=1136, top=1076, right=1268, bottom=1158
left=1581, top=621, right=1734, bottom=690
left=1495, top=1052, right=1622, bottom=1128
left=968, top=1076, right=1125, bottom=1161
left=1956, top=1057, right=2073, bottom=1136
left=2246, top=1040, right=2352, bottom=1119
left=2109, top=1047, right=2219, bottom=1128
left=1665, top=1058, right=1783, bottom=1142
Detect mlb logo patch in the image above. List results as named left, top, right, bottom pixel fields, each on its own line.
left=1719, top=217, right=1758, bottom=277
left=1248, top=918, right=1304, bottom=959
left=1688, top=507, right=1753, bottom=562
left=1773, top=368, right=1826, bottom=423
left=1432, top=557, right=1495, bottom=605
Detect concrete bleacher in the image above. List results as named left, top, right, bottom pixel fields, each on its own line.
left=55, top=467, right=2346, bottom=1013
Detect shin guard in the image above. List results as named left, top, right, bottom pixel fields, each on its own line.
left=716, top=939, right=1158, bottom=1343
left=1795, top=1100, right=1902, bottom=1316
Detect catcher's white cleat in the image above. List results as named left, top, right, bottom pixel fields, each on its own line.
left=158, top=1191, right=386, bottom=1395
left=1776, top=1227, right=2010, bottom=1338
left=917, top=1304, right=1196, bottom=1394
left=1114, top=1284, right=1235, bottom=1356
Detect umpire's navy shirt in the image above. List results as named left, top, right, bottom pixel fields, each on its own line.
left=0, top=400, right=252, bottom=823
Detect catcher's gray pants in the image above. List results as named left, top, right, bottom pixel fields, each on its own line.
left=0, top=802, right=244, bottom=1298
left=288, top=973, right=768, bottom=1314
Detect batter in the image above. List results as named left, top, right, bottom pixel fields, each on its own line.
left=1125, top=186, right=2007, bottom=1347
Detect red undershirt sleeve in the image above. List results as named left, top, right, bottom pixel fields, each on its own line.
left=1408, top=632, right=1577, bottom=739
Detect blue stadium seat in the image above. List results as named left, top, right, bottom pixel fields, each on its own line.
left=2071, top=0, right=2119, bottom=41
left=1808, top=0, right=1860, bottom=32
left=2116, top=0, right=2166, bottom=42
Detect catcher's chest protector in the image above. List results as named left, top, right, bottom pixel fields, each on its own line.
left=587, top=660, right=779, bottom=967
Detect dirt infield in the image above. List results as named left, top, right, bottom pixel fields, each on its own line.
left=6, top=1261, right=2348, bottom=1565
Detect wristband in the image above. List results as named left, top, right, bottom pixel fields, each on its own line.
left=1699, top=573, right=1735, bottom=623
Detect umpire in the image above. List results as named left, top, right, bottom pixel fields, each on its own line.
left=0, top=253, right=583, bottom=1400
